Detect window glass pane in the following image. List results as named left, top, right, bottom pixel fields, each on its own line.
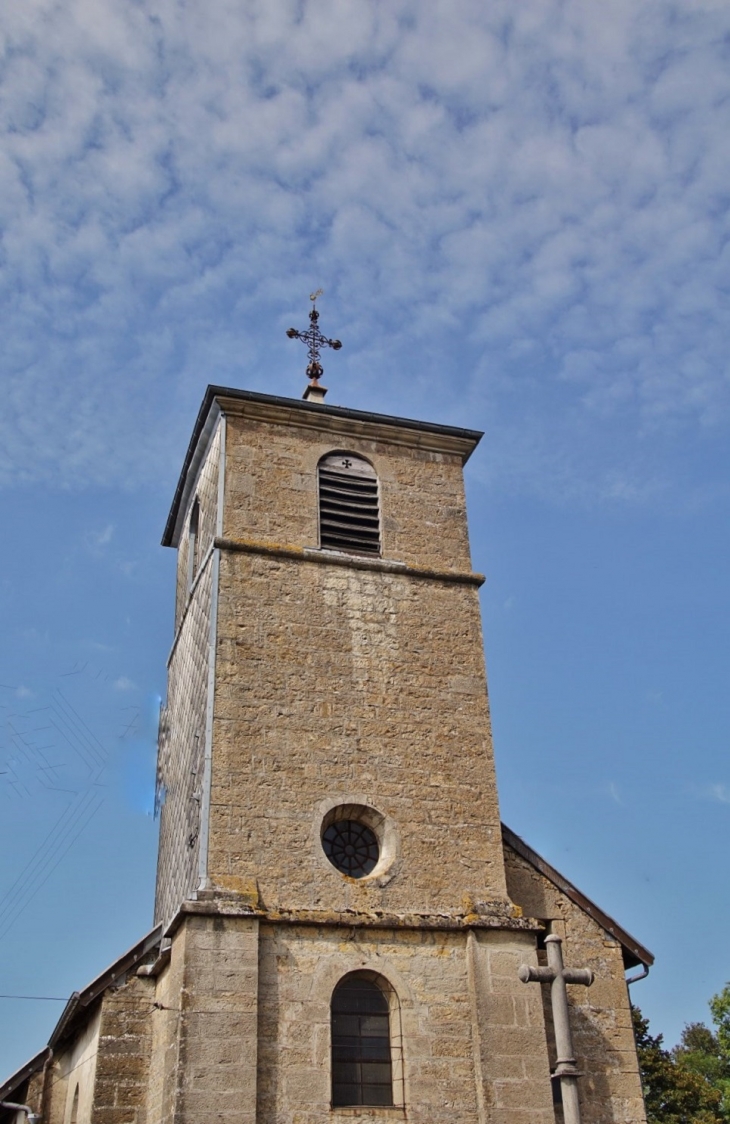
left=331, top=977, right=394, bottom=1107
left=332, top=1062, right=359, bottom=1083
left=360, top=1041, right=390, bottom=1060
left=332, top=979, right=389, bottom=1013
left=361, top=1063, right=393, bottom=1083
left=362, top=1084, right=394, bottom=1106
left=333, top=1084, right=362, bottom=1107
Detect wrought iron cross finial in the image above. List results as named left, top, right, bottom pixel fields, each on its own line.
left=286, top=290, right=342, bottom=396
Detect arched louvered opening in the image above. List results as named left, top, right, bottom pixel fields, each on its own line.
left=331, top=973, right=394, bottom=1106
left=318, top=453, right=380, bottom=556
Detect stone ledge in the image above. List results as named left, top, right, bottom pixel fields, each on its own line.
left=215, top=536, right=486, bottom=587
left=330, top=1110, right=406, bottom=1118
left=164, top=896, right=540, bottom=938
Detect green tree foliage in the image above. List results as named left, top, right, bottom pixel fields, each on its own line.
left=709, top=985, right=730, bottom=1066
left=680, top=983, right=730, bottom=1121
left=632, top=1005, right=723, bottom=1124
left=673, top=1021, right=730, bottom=1103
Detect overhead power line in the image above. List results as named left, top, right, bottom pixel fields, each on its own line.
left=0, top=994, right=66, bottom=1001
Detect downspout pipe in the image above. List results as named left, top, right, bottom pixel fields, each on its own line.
left=1, top=1104, right=41, bottom=1124
left=627, top=962, right=651, bottom=1124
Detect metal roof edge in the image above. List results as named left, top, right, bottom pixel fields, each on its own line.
left=1, top=924, right=165, bottom=1092
left=162, top=390, right=222, bottom=547
left=162, top=386, right=484, bottom=547
left=0, top=1048, right=49, bottom=1104
left=47, top=924, right=163, bottom=1049
left=501, top=823, right=654, bottom=970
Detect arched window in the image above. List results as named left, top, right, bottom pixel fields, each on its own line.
left=318, top=453, right=380, bottom=556
left=69, top=1085, right=79, bottom=1124
left=331, top=974, right=393, bottom=1106
left=187, top=497, right=200, bottom=592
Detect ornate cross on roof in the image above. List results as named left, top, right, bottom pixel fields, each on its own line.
left=286, top=290, right=342, bottom=402
left=519, top=934, right=594, bottom=1124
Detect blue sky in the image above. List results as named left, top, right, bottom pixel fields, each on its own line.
left=1, top=0, right=730, bottom=1076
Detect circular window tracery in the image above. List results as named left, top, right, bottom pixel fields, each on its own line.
left=322, top=819, right=379, bottom=878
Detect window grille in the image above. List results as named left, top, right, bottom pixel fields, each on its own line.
left=322, top=819, right=379, bottom=878
left=318, top=454, right=380, bottom=556
left=331, top=975, right=393, bottom=1107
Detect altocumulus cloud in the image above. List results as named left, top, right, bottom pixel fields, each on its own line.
left=1, top=0, right=729, bottom=498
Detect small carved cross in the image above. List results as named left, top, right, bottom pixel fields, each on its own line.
left=519, top=934, right=593, bottom=1124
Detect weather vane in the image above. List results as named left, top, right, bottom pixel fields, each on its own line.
left=286, top=289, right=342, bottom=401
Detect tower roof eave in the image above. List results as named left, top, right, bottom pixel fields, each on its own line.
left=162, top=386, right=484, bottom=548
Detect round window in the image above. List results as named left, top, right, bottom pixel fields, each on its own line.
left=322, top=819, right=379, bottom=878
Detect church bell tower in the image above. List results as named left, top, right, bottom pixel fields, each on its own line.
left=153, top=378, right=560, bottom=1122
left=157, top=385, right=512, bottom=919
left=0, top=311, right=651, bottom=1124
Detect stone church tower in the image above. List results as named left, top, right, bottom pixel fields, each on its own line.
left=1, top=385, right=652, bottom=1124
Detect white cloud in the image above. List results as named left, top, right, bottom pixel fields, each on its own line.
left=607, top=782, right=624, bottom=807
left=86, top=524, right=114, bottom=548
left=0, top=0, right=729, bottom=501
left=113, top=676, right=136, bottom=692
left=701, top=783, right=730, bottom=805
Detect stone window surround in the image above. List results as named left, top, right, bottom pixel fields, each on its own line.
left=329, top=969, right=406, bottom=1112
left=314, top=797, right=400, bottom=887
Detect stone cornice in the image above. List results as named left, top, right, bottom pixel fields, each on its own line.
left=164, top=897, right=539, bottom=938
left=163, top=386, right=483, bottom=547
left=216, top=392, right=482, bottom=461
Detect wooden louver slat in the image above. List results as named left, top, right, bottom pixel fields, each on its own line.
left=318, top=456, right=380, bottom=555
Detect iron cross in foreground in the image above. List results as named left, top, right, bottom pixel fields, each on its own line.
left=286, top=289, right=342, bottom=402
left=519, top=934, right=594, bottom=1124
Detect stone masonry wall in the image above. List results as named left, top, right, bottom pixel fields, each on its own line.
left=91, top=978, right=155, bottom=1124
left=145, top=916, right=260, bottom=1124
left=210, top=550, right=506, bottom=913
left=504, top=845, right=647, bottom=1124
left=157, top=421, right=221, bottom=925
left=222, top=413, right=473, bottom=572
left=200, top=408, right=509, bottom=914
left=154, top=555, right=212, bottom=926
left=144, top=943, right=184, bottom=1124
left=43, top=1011, right=101, bottom=1124
left=256, top=920, right=554, bottom=1124
left=22, top=1071, right=46, bottom=1123
left=174, top=426, right=220, bottom=631
left=468, top=929, right=557, bottom=1124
